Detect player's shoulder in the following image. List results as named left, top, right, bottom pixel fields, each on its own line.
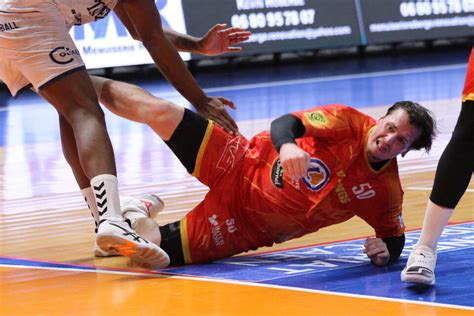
left=319, top=104, right=370, bottom=118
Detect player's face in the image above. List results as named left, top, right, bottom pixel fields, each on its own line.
left=367, top=109, right=421, bottom=163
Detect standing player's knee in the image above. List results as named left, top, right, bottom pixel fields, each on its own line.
left=68, top=105, right=106, bottom=129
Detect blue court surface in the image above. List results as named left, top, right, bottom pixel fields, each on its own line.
left=2, top=222, right=472, bottom=309
left=164, top=221, right=474, bottom=308
left=0, top=48, right=469, bottom=147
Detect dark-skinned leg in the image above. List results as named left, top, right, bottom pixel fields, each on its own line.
left=58, top=113, right=104, bottom=236
left=39, top=70, right=169, bottom=268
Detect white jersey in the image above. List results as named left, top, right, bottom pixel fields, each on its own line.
left=0, top=0, right=119, bottom=96
left=0, top=0, right=118, bottom=27
left=54, top=0, right=119, bottom=27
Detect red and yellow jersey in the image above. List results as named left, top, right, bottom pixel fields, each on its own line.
left=182, top=105, right=405, bottom=264
left=462, top=47, right=474, bottom=103
left=240, top=104, right=404, bottom=244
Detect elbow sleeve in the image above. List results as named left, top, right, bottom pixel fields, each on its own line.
left=383, top=234, right=405, bottom=264
left=270, top=114, right=306, bottom=152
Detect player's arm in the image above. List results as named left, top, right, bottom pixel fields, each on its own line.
left=383, top=234, right=405, bottom=263
left=113, top=0, right=238, bottom=134
left=113, top=1, right=204, bottom=105
left=163, top=25, right=251, bottom=56
left=364, top=234, right=405, bottom=266
left=113, top=3, right=140, bottom=40
left=114, top=5, right=250, bottom=56
left=270, top=114, right=310, bottom=180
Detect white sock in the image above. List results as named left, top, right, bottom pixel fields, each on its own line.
left=90, top=174, right=123, bottom=221
left=81, top=187, right=100, bottom=232
left=417, top=200, right=454, bottom=251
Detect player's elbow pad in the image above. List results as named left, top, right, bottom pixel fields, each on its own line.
left=270, top=114, right=305, bottom=152
left=382, top=234, right=405, bottom=264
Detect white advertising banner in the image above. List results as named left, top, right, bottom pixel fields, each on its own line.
left=70, top=0, right=190, bottom=69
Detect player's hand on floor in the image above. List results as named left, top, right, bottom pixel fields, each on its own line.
left=364, top=237, right=390, bottom=267
left=196, top=96, right=238, bottom=135
left=279, top=143, right=311, bottom=181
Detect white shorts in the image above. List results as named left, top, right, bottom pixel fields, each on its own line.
left=0, top=1, right=85, bottom=97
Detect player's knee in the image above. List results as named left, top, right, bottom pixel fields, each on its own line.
left=70, top=105, right=106, bottom=127
left=145, top=100, right=182, bottom=125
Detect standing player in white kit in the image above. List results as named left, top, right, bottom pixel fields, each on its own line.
left=0, top=0, right=249, bottom=269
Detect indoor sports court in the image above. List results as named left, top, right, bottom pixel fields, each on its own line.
left=1, top=1, right=473, bottom=315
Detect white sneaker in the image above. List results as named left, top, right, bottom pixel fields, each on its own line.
left=401, top=245, right=437, bottom=285
left=94, top=242, right=119, bottom=257
left=96, top=219, right=170, bottom=269
left=93, top=194, right=164, bottom=257
left=121, top=194, right=164, bottom=222
left=121, top=194, right=164, bottom=246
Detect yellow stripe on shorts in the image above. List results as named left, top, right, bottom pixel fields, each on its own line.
left=462, top=93, right=474, bottom=103
left=191, top=120, right=214, bottom=178
left=180, top=216, right=192, bottom=264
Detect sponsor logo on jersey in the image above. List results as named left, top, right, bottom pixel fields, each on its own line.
left=271, top=159, right=284, bottom=188
left=208, top=215, right=225, bottom=247
left=216, top=136, right=246, bottom=172
left=71, top=9, right=83, bottom=25
left=87, top=1, right=112, bottom=21
left=303, top=158, right=330, bottom=191
left=304, top=111, right=329, bottom=127
left=0, top=22, right=19, bottom=32
left=335, top=181, right=351, bottom=204
left=49, top=46, right=81, bottom=64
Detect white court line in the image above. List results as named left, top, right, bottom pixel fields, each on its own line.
left=0, top=262, right=472, bottom=311
left=2, top=223, right=473, bottom=310
left=0, top=63, right=466, bottom=112
left=407, top=187, right=474, bottom=193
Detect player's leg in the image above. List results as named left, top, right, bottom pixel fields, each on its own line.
left=92, top=76, right=184, bottom=140
left=0, top=3, right=168, bottom=268
left=95, top=75, right=249, bottom=188
left=57, top=112, right=116, bottom=256
left=93, top=76, right=209, bottom=176
left=39, top=70, right=168, bottom=268
left=402, top=49, right=474, bottom=285
left=422, top=101, right=473, bottom=248
left=401, top=102, right=473, bottom=285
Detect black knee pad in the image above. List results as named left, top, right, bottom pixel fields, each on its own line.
left=164, top=109, right=209, bottom=174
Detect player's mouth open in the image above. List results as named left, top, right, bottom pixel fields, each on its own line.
left=376, top=139, right=388, bottom=154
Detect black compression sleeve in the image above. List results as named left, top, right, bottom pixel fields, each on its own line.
left=270, top=114, right=306, bottom=152
left=159, top=221, right=185, bottom=266
left=430, top=101, right=474, bottom=208
left=382, top=234, right=405, bottom=264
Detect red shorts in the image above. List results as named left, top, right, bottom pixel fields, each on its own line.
left=179, top=122, right=268, bottom=264
left=463, top=47, right=474, bottom=102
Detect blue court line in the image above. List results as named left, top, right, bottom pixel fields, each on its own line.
left=163, top=222, right=474, bottom=308
left=0, top=257, right=97, bottom=271
left=1, top=222, right=473, bottom=309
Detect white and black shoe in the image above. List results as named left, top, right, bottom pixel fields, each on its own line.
left=93, top=194, right=164, bottom=257
left=401, top=245, right=437, bottom=286
left=96, top=219, right=170, bottom=269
